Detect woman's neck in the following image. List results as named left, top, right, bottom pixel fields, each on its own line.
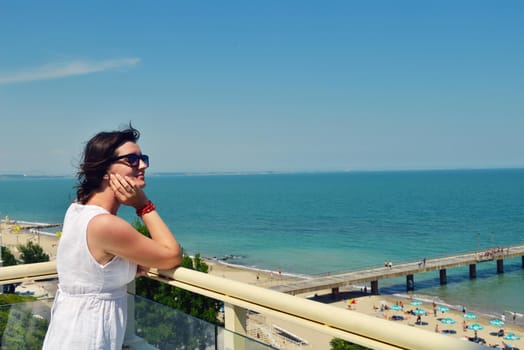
left=86, top=188, right=120, bottom=215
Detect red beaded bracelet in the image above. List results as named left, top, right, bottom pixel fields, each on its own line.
left=136, top=200, right=156, bottom=217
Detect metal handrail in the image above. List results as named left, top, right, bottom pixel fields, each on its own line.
left=0, top=261, right=57, bottom=284
left=0, top=262, right=486, bottom=350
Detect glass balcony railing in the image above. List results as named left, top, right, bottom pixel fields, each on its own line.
left=0, top=298, right=52, bottom=349
left=0, top=262, right=489, bottom=350
left=0, top=295, right=275, bottom=350
left=131, top=294, right=275, bottom=350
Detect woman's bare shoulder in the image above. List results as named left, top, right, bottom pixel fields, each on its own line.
left=88, top=213, right=136, bottom=240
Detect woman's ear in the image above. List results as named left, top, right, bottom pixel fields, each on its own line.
left=103, top=173, right=110, bottom=180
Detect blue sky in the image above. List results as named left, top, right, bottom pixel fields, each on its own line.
left=1, top=1, right=523, bottom=175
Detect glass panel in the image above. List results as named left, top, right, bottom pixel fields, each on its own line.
left=217, top=327, right=278, bottom=350
left=0, top=295, right=276, bottom=349
left=0, top=299, right=51, bottom=350
left=132, top=294, right=276, bottom=350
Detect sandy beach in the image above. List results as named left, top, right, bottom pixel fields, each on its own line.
left=0, top=222, right=59, bottom=261
left=205, top=258, right=524, bottom=350
left=2, top=223, right=522, bottom=349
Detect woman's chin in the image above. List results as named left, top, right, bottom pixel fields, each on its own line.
left=135, top=178, right=146, bottom=188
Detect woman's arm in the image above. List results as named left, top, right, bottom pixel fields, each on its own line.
left=88, top=173, right=182, bottom=269
left=89, top=214, right=182, bottom=269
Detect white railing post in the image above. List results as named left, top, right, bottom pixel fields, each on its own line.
left=223, top=302, right=247, bottom=350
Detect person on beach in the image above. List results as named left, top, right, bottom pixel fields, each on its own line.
left=43, top=125, right=182, bottom=350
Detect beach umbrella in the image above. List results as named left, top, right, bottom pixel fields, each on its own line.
left=489, top=319, right=505, bottom=327
left=440, top=317, right=457, bottom=334
left=440, top=317, right=456, bottom=325
left=410, top=300, right=422, bottom=306
left=391, top=304, right=403, bottom=311
left=463, top=312, right=478, bottom=320
left=467, top=323, right=484, bottom=340
left=467, top=323, right=484, bottom=331
left=504, top=333, right=521, bottom=341
left=412, top=308, right=427, bottom=315
left=436, top=305, right=449, bottom=313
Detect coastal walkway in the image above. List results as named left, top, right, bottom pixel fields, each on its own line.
left=0, top=219, right=61, bottom=231
left=271, top=244, right=524, bottom=296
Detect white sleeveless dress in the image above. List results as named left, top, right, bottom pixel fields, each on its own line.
left=43, top=203, right=137, bottom=350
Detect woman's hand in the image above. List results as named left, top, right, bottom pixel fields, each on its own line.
left=109, top=173, right=148, bottom=209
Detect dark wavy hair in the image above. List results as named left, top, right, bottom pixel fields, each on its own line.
left=76, top=125, right=140, bottom=204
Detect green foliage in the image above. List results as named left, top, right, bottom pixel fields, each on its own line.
left=17, top=241, right=49, bottom=264
left=0, top=247, right=18, bottom=293
left=155, top=254, right=217, bottom=321
left=133, top=220, right=222, bottom=348
left=1, top=246, right=18, bottom=266
left=0, top=294, right=37, bottom=306
left=1, top=246, right=19, bottom=293
left=135, top=297, right=215, bottom=350
left=135, top=252, right=221, bottom=324
left=133, top=218, right=151, bottom=237
left=0, top=295, right=47, bottom=349
left=330, top=338, right=372, bottom=350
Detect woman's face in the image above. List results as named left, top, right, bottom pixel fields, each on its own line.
left=108, top=141, right=149, bottom=188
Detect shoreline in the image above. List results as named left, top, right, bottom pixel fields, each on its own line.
left=205, top=257, right=524, bottom=321
left=207, top=255, right=524, bottom=315
left=1, top=222, right=523, bottom=349
left=203, top=257, right=524, bottom=349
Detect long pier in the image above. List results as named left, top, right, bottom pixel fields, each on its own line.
left=271, top=245, right=524, bottom=296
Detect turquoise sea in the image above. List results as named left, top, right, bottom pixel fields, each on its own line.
left=1, top=169, right=523, bottom=321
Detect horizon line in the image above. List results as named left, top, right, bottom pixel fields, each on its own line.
left=2, top=166, right=524, bottom=178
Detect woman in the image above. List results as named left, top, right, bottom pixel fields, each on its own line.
left=43, top=125, right=182, bottom=349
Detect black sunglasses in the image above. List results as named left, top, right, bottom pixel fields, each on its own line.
left=111, top=153, right=149, bottom=168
